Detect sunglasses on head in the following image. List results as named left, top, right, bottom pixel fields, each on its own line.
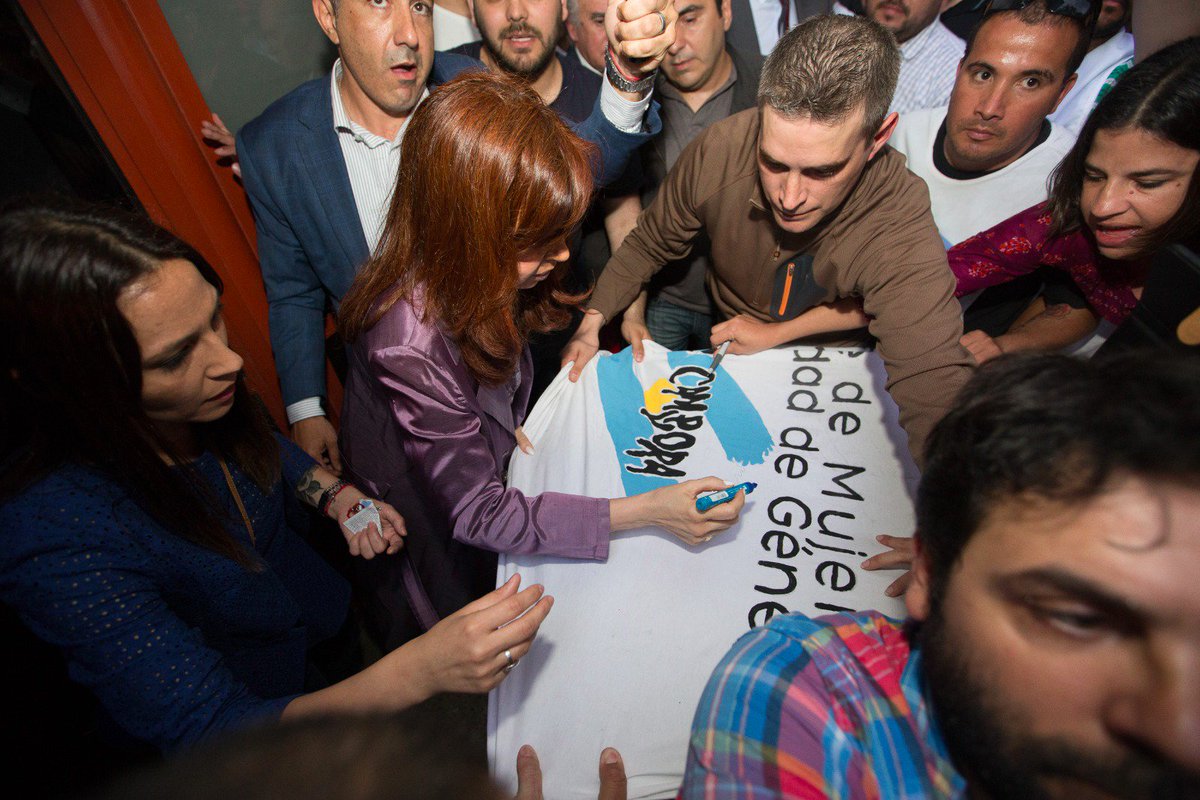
left=984, top=0, right=1098, bottom=21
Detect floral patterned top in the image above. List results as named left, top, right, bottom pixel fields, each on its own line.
left=949, top=202, right=1147, bottom=325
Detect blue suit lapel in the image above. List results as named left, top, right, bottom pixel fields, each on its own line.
left=291, top=59, right=482, bottom=273
left=296, top=78, right=370, bottom=271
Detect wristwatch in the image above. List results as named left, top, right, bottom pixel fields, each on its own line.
left=604, top=46, right=656, bottom=94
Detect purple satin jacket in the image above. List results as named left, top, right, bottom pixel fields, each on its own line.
left=339, top=291, right=610, bottom=644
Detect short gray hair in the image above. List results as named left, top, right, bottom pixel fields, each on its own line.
left=566, top=0, right=581, bottom=25
left=758, top=14, right=900, bottom=136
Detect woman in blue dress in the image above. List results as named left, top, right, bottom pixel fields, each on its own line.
left=0, top=203, right=551, bottom=751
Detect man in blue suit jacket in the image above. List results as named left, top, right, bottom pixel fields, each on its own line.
left=238, top=0, right=675, bottom=471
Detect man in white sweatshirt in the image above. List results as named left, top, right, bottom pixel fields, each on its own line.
left=890, top=0, right=1097, bottom=357
left=890, top=0, right=1092, bottom=246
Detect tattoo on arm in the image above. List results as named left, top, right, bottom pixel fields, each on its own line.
left=297, top=465, right=324, bottom=508
left=1042, top=303, right=1072, bottom=318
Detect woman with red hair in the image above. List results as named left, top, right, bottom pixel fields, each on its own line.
left=338, top=72, right=745, bottom=647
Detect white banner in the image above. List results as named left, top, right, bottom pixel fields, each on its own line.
left=488, top=343, right=917, bottom=798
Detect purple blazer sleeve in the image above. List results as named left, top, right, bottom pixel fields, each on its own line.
left=369, top=344, right=611, bottom=560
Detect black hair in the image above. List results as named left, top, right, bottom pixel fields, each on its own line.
left=916, top=350, right=1200, bottom=610
left=1047, top=36, right=1200, bottom=247
left=0, top=201, right=279, bottom=568
left=963, top=0, right=1096, bottom=83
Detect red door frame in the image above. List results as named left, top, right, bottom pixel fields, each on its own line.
left=17, top=0, right=344, bottom=429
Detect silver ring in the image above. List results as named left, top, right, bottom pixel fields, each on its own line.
left=503, top=649, right=518, bottom=673
left=655, top=10, right=667, bottom=36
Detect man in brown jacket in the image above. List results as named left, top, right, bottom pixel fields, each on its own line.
left=562, top=13, right=972, bottom=465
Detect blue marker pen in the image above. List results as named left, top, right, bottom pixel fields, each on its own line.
left=696, top=482, right=757, bottom=512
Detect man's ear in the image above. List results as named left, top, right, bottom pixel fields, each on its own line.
left=1050, top=72, right=1079, bottom=114
left=867, top=110, right=899, bottom=161
left=313, top=0, right=339, bottom=46
left=560, top=0, right=569, bottom=23
left=905, top=536, right=933, bottom=622
left=721, top=0, right=733, bottom=32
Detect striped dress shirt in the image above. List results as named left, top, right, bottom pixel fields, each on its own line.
left=285, top=62, right=427, bottom=425
left=330, top=58, right=426, bottom=254
left=680, top=611, right=966, bottom=799
left=287, top=59, right=649, bottom=424
left=891, top=21, right=965, bottom=115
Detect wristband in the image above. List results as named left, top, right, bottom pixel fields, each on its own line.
left=318, top=480, right=350, bottom=517
left=604, top=46, right=656, bottom=94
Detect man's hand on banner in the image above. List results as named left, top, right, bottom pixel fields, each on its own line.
left=709, top=315, right=784, bottom=356
left=861, top=534, right=916, bottom=598
left=563, top=309, right=606, bottom=381
left=514, top=744, right=628, bottom=800
left=621, top=292, right=654, bottom=363
left=711, top=300, right=873, bottom=356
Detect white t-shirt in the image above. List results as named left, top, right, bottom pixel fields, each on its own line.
left=893, top=107, right=1108, bottom=354
left=433, top=3, right=481, bottom=52
left=891, top=105, right=1075, bottom=246
left=1047, top=29, right=1134, bottom=135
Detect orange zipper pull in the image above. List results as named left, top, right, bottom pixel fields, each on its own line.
left=778, top=262, right=795, bottom=316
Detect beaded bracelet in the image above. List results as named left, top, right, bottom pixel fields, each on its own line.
left=604, top=45, right=656, bottom=94
left=318, top=479, right=350, bottom=518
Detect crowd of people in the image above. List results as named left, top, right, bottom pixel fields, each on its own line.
left=2, top=0, right=1199, bottom=797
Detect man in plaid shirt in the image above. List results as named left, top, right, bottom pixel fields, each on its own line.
left=681, top=352, right=1200, bottom=800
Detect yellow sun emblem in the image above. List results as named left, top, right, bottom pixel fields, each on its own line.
left=642, top=377, right=679, bottom=415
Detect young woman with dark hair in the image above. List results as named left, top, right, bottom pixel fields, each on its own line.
left=338, top=72, right=745, bottom=646
left=949, top=35, right=1200, bottom=361
left=0, top=204, right=553, bottom=751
